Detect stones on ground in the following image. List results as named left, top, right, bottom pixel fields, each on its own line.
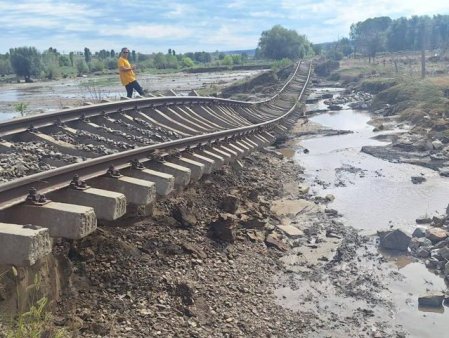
left=208, top=213, right=237, bottom=242
left=219, top=194, right=240, bottom=213
left=265, top=233, right=289, bottom=252
left=426, top=228, right=448, bottom=243
left=172, top=205, right=197, bottom=228
left=415, top=217, right=432, bottom=225
left=418, top=294, right=445, bottom=308
left=379, top=229, right=411, bottom=251
left=276, top=224, right=304, bottom=238
left=412, top=227, right=426, bottom=238
left=431, top=215, right=446, bottom=227
left=411, top=176, right=426, bottom=184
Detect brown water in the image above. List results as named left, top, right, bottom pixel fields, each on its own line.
left=290, top=88, right=449, bottom=337
left=0, top=70, right=263, bottom=119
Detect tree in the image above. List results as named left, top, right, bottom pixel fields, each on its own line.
left=69, top=52, right=74, bottom=66
left=131, top=50, right=137, bottom=62
left=84, top=47, right=91, bottom=63
left=0, top=58, right=13, bottom=76
left=76, top=59, right=89, bottom=75
left=222, top=55, right=233, bottom=66
left=9, top=47, right=42, bottom=82
left=258, top=25, right=313, bottom=60
left=181, top=56, right=194, bottom=68
left=350, top=17, right=392, bottom=62
left=42, top=48, right=61, bottom=79
left=386, top=17, right=409, bottom=52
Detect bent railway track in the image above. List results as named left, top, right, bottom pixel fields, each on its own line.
left=0, top=61, right=311, bottom=266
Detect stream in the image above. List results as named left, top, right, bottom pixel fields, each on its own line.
left=294, top=88, right=449, bottom=337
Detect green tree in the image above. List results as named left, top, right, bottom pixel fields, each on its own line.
left=231, top=54, right=242, bottom=64
left=0, top=58, right=13, bottom=75
left=181, top=56, right=194, bottom=68
left=42, top=48, right=61, bottom=79
left=222, top=55, right=233, bottom=66
left=59, top=55, right=71, bottom=67
left=76, top=59, right=89, bottom=75
left=69, top=52, right=74, bottom=66
left=258, top=25, right=313, bottom=60
left=9, top=47, right=42, bottom=82
left=350, top=17, right=392, bottom=62
left=153, top=52, right=167, bottom=69
left=84, top=47, right=91, bottom=63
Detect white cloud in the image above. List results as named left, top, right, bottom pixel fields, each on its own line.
left=98, top=24, right=194, bottom=40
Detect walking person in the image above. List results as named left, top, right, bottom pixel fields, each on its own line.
left=117, top=47, right=145, bottom=98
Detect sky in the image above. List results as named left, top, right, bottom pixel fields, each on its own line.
left=1, top=0, right=448, bottom=55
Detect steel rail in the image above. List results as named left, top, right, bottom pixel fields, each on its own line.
left=0, top=61, right=301, bottom=138
left=0, top=62, right=311, bottom=210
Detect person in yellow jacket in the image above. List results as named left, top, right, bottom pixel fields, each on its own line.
left=117, top=47, right=145, bottom=98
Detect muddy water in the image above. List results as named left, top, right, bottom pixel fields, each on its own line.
left=293, top=89, right=449, bottom=337
left=0, top=70, right=263, bottom=120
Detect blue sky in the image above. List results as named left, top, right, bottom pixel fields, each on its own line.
left=1, top=0, right=448, bottom=54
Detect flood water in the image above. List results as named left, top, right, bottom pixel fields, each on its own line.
left=0, top=69, right=263, bottom=121
left=294, top=88, right=449, bottom=337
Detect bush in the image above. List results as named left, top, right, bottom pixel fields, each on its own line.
left=314, top=59, right=339, bottom=77
left=360, top=78, right=398, bottom=94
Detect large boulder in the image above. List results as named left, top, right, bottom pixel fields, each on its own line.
left=426, top=228, right=448, bottom=243
left=379, top=229, right=411, bottom=251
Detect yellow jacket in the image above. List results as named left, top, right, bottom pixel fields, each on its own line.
left=117, top=57, right=136, bottom=85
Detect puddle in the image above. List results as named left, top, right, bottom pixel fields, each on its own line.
left=288, top=87, right=449, bottom=337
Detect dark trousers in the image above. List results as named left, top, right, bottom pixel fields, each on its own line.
left=125, top=80, right=144, bottom=98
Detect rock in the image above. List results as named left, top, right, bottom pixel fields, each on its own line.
left=246, top=230, right=266, bottom=242
left=418, top=294, right=444, bottom=308
left=432, top=140, right=444, bottom=150
left=172, top=205, right=197, bottom=228
left=298, top=184, right=310, bottom=194
left=439, top=167, right=449, bottom=177
left=208, top=214, right=237, bottom=243
left=415, top=217, right=432, bottom=225
left=411, top=176, right=426, bottom=184
left=437, top=247, right=449, bottom=261
left=445, top=261, right=449, bottom=276
left=265, top=234, right=289, bottom=251
left=219, top=194, right=240, bottom=213
left=380, top=229, right=411, bottom=251
left=328, top=104, right=342, bottom=111
left=425, top=258, right=442, bottom=269
left=431, top=216, right=446, bottom=227
left=324, top=208, right=338, bottom=216
left=325, top=194, right=335, bottom=202
left=416, top=247, right=431, bottom=258
left=412, top=227, right=426, bottom=237
left=409, top=237, right=432, bottom=251
left=276, top=224, right=304, bottom=238
left=426, top=228, right=449, bottom=243
left=240, top=215, right=266, bottom=229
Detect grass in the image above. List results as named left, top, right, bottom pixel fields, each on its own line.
left=329, top=53, right=449, bottom=129
left=1, top=270, right=68, bottom=338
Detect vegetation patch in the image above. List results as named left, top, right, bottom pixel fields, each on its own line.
left=360, top=78, right=398, bottom=94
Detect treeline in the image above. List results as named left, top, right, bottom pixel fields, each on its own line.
left=0, top=25, right=314, bottom=82
left=0, top=47, right=253, bottom=82
left=322, top=15, right=449, bottom=61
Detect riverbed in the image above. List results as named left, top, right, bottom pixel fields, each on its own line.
left=287, top=88, right=449, bottom=337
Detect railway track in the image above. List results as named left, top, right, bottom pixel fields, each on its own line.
left=0, top=61, right=311, bottom=266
